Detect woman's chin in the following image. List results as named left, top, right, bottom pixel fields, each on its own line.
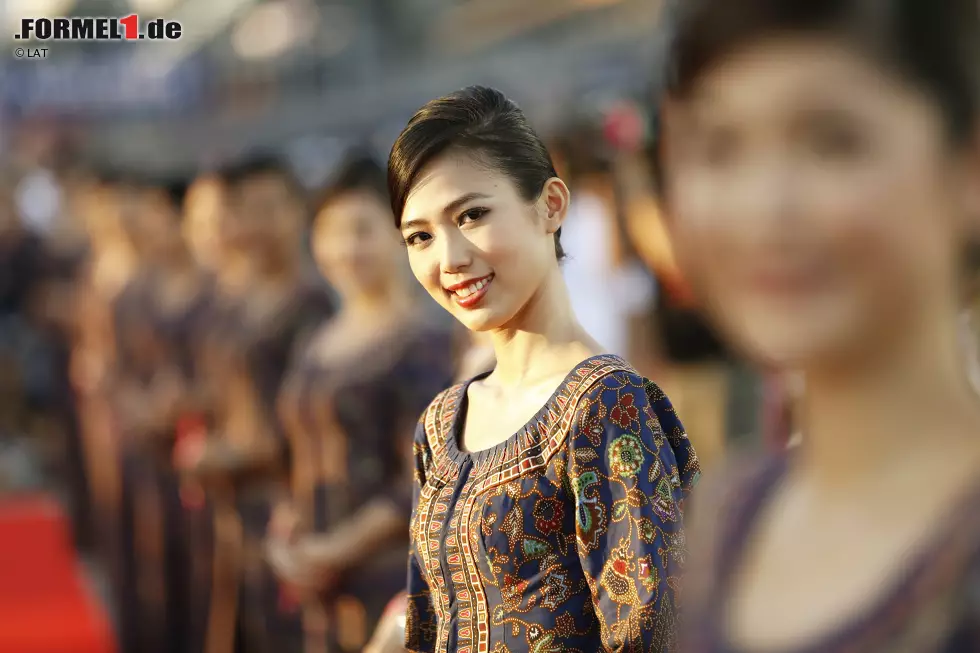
left=457, top=313, right=501, bottom=333
left=739, top=332, right=846, bottom=372
left=449, top=305, right=510, bottom=333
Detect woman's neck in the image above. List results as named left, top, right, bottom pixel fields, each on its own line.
left=488, top=265, right=600, bottom=387
left=143, top=249, right=194, bottom=276
left=799, top=308, right=980, bottom=491
left=340, top=282, right=414, bottom=322
left=219, top=250, right=299, bottom=294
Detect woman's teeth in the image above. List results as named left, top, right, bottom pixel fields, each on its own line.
left=454, top=277, right=490, bottom=298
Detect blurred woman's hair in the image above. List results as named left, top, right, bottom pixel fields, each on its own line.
left=387, top=85, right=566, bottom=260
left=315, top=152, right=388, bottom=214
left=224, top=154, right=306, bottom=198
left=655, top=0, right=980, bottom=367
left=550, top=124, right=612, bottom=187
left=649, top=0, right=980, bottom=191
left=165, top=179, right=190, bottom=207
left=663, top=0, right=980, bottom=141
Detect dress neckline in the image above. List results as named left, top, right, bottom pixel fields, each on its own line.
left=716, top=454, right=980, bottom=653
left=443, top=353, right=627, bottom=467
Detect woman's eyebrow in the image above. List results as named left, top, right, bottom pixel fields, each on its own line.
left=401, top=191, right=492, bottom=231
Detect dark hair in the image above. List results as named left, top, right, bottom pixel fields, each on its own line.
left=388, top=86, right=565, bottom=260
left=225, top=154, right=304, bottom=197
left=161, top=178, right=189, bottom=209
left=663, top=0, right=980, bottom=142
left=316, top=151, right=389, bottom=214
left=92, top=165, right=128, bottom=187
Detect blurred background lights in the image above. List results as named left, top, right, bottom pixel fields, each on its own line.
left=232, top=0, right=318, bottom=60
left=127, top=0, right=182, bottom=13
left=4, top=0, right=76, bottom=31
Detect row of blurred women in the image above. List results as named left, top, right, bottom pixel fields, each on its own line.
left=60, top=153, right=460, bottom=653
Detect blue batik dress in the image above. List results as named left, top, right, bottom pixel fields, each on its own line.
left=406, top=354, right=701, bottom=653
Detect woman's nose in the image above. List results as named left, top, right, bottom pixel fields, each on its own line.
left=438, top=229, right=473, bottom=274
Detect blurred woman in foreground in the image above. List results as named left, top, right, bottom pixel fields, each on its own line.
left=658, top=0, right=980, bottom=650
left=267, top=155, right=453, bottom=652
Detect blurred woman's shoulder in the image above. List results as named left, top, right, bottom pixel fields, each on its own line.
left=681, top=452, right=786, bottom=614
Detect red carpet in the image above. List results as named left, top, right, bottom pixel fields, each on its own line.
left=0, top=495, right=115, bottom=653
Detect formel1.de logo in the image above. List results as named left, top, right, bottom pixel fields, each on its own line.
left=14, top=15, right=182, bottom=41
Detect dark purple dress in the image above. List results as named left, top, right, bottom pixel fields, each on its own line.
left=110, top=271, right=213, bottom=653
left=682, top=455, right=980, bottom=653
left=199, top=283, right=335, bottom=653
left=277, top=316, right=455, bottom=652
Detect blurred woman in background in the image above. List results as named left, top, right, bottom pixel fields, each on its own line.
left=175, top=158, right=335, bottom=653
left=0, top=182, right=46, bottom=443
left=268, top=155, right=454, bottom=653
left=69, top=173, right=139, bottom=649
left=110, top=179, right=210, bottom=653
left=183, top=174, right=227, bottom=274
left=657, top=0, right=980, bottom=650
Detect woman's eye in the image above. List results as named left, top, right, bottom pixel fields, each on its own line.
left=458, top=207, right=489, bottom=225
left=806, top=122, right=867, bottom=160
left=691, top=128, right=739, bottom=168
left=798, top=109, right=872, bottom=161
left=405, top=232, right=432, bottom=247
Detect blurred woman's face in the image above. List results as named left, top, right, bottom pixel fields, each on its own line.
left=81, top=183, right=125, bottom=248
left=663, top=38, right=979, bottom=368
left=399, top=153, right=564, bottom=332
left=183, top=176, right=226, bottom=269
left=120, top=188, right=185, bottom=261
left=312, top=191, right=402, bottom=298
left=222, top=173, right=304, bottom=256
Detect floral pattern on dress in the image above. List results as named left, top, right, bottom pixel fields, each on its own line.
left=405, top=355, right=700, bottom=653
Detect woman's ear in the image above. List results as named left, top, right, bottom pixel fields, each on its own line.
left=539, top=177, right=571, bottom=236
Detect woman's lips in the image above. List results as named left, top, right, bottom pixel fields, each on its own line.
left=446, top=273, right=494, bottom=309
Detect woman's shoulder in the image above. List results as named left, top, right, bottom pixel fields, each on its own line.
left=683, top=453, right=785, bottom=612
left=566, top=353, right=671, bottom=390
left=401, top=312, right=455, bottom=349
left=686, top=452, right=782, bottom=539
left=565, top=355, right=677, bottom=426
left=387, top=313, right=456, bottom=380
left=563, top=355, right=703, bottom=496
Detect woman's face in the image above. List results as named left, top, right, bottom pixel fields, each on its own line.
left=81, top=183, right=124, bottom=249
left=120, top=188, right=185, bottom=261
left=399, top=153, right=565, bottom=332
left=663, top=37, right=980, bottom=367
left=183, top=176, right=226, bottom=269
left=223, top=173, right=304, bottom=257
left=313, top=190, right=403, bottom=298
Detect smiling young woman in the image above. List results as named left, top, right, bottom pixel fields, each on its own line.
left=387, top=86, right=701, bottom=652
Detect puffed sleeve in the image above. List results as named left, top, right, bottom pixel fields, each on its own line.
left=405, top=419, right=439, bottom=653
left=568, top=370, right=700, bottom=652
